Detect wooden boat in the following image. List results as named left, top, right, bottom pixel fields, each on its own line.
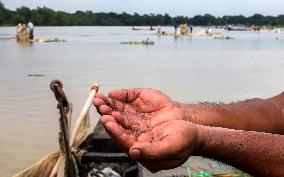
left=31, top=38, right=65, bottom=43
left=132, top=27, right=156, bottom=31
left=0, top=36, right=16, bottom=40
left=13, top=81, right=139, bottom=177
left=0, top=36, right=65, bottom=43
left=224, top=26, right=248, bottom=31
left=78, top=123, right=143, bottom=177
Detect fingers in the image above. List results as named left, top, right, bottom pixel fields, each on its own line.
left=95, top=92, right=112, bottom=106
left=99, top=105, right=132, bottom=122
left=93, top=92, right=125, bottom=112
left=111, top=111, right=131, bottom=129
left=99, top=105, right=112, bottom=115
left=108, top=89, right=141, bottom=103
left=110, top=99, right=125, bottom=112
left=93, top=93, right=107, bottom=114
left=94, top=90, right=142, bottom=113
left=102, top=121, right=136, bottom=150
left=94, top=99, right=135, bottom=130
left=100, top=115, right=116, bottom=124
left=93, top=91, right=145, bottom=130
left=93, top=92, right=114, bottom=115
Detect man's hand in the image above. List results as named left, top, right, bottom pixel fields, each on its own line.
left=94, top=88, right=188, bottom=132
left=93, top=88, right=201, bottom=172
left=93, top=88, right=284, bottom=176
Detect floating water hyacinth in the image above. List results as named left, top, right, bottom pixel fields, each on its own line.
left=120, top=38, right=154, bottom=45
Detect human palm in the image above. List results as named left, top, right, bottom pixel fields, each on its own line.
left=94, top=88, right=186, bottom=129
left=93, top=89, right=199, bottom=172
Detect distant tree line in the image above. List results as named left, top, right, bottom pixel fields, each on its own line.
left=0, top=1, right=284, bottom=26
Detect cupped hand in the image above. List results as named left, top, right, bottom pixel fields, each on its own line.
left=93, top=89, right=202, bottom=172
left=94, top=88, right=187, bottom=130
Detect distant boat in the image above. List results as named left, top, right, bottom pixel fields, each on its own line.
left=132, top=26, right=156, bottom=31
left=224, top=26, right=248, bottom=31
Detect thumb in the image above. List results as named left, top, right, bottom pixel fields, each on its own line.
left=129, top=140, right=177, bottom=161
left=129, top=148, right=141, bottom=160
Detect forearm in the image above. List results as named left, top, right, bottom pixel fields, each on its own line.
left=179, top=92, right=284, bottom=134
left=195, top=126, right=284, bottom=177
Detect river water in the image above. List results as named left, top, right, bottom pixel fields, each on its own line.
left=0, top=26, right=284, bottom=177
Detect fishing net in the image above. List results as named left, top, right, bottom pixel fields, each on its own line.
left=180, top=24, right=190, bottom=35
left=13, top=80, right=98, bottom=177
left=16, top=24, right=29, bottom=42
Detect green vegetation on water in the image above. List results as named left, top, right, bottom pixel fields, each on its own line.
left=214, top=36, right=234, bottom=40
left=0, top=1, right=283, bottom=26
left=120, top=39, right=154, bottom=45
left=27, top=74, right=46, bottom=77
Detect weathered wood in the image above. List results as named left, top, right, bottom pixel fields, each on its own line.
left=82, top=153, right=132, bottom=163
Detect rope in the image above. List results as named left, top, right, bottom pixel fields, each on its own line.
left=12, top=80, right=99, bottom=177
left=51, top=80, right=77, bottom=177
left=71, top=153, right=80, bottom=177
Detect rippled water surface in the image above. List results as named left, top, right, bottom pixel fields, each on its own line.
left=0, top=26, right=284, bottom=177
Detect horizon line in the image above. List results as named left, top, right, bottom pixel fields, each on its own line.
left=1, top=2, right=284, bottom=18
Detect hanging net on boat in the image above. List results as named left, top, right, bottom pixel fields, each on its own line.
left=13, top=80, right=99, bottom=177
left=180, top=24, right=190, bottom=35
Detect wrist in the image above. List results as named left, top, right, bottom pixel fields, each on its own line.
left=175, top=102, right=195, bottom=122
left=192, top=124, right=209, bottom=156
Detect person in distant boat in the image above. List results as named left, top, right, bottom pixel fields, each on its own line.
left=226, top=25, right=232, bottom=31
left=205, top=27, right=212, bottom=34
left=208, top=27, right=212, bottom=33
left=173, top=21, right=178, bottom=35
left=189, top=25, right=193, bottom=33
left=16, top=20, right=28, bottom=42
left=157, top=25, right=161, bottom=35
left=94, top=88, right=284, bottom=177
left=27, top=20, right=34, bottom=40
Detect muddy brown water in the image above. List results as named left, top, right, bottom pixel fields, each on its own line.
left=0, top=26, right=284, bottom=177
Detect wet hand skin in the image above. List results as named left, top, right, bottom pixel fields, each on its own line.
left=93, top=88, right=200, bottom=172
left=93, top=88, right=284, bottom=176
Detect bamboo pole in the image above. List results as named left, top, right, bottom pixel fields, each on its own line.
left=49, top=84, right=99, bottom=177
left=70, top=84, right=99, bottom=146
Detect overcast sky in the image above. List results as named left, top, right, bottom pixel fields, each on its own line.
left=1, top=0, right=283, bottom=17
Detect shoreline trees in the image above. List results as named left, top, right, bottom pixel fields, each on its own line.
left=0, top=1, right=283, bottom=26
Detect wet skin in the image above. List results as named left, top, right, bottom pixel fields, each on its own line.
left=93, top=88, right=284, bottom=176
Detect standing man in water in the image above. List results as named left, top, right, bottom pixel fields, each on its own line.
left=93, top=88, right=284, bottom=177
left=189, top=25, right=193, bottom=34
left=27, top=20, right=34, bottom=40
left=157, top=25, right=161, bottom=35
left=173, top=21, right=178, bottom=35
